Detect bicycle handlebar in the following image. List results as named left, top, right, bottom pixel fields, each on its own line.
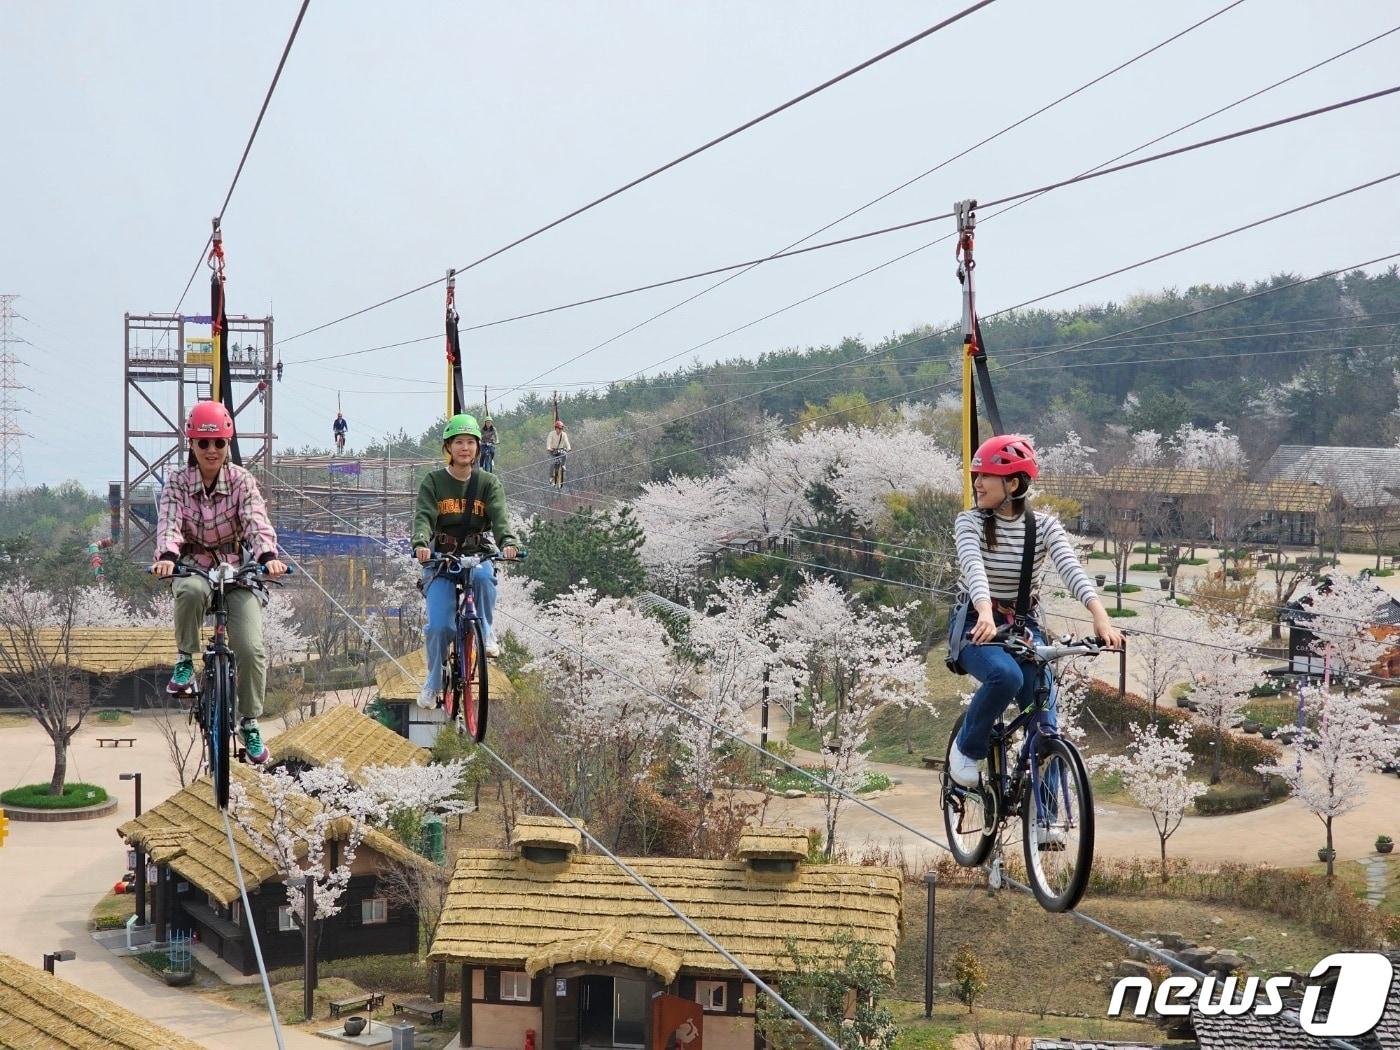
left=422, top=549, right=528, bottom=569
left=988, top=624, right=1114, bottom=663
left=148, top=560, right=295, bottom=584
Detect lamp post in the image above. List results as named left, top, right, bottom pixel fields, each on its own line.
left=42, top=949, right=75, bottom=974
left=119, top=773, right=145, bottom=924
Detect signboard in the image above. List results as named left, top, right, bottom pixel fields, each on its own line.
left=651, top=993, right=702, bottom=1050
left=185, top=335, right=215, bottom=366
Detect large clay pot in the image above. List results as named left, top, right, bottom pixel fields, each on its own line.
left=344, top=1017, right=367, bottom=1037
left=162, top=969, right=194, bottom=987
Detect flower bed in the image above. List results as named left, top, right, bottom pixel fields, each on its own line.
left=0, top=782, right=109, bottom=809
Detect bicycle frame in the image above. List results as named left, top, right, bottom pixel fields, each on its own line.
left=985, top=670, right=1061, bottom=826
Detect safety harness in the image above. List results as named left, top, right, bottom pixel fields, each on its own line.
left=946, top=511, right=1037, bottom=674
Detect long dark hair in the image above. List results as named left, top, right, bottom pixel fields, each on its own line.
left=981, top=472, right=1032, bottom=550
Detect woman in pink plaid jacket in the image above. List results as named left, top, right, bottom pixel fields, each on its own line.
left=150, top=401, right=287, bottom=763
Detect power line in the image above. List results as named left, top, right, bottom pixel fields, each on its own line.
left=277, top=0, right=1002, bottom=347
left=494, top=0, right=1250, bottom=398
left=168, top=0, right=315, bottom=321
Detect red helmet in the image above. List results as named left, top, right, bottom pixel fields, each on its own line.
left=185, top=401, right=235, bottom=440
left=971, top=434, right=1038, bottom=480
left=554, top=420, right=564, bottom=430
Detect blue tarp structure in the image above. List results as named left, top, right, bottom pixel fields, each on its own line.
left=276, top=530, right=409, bottom=559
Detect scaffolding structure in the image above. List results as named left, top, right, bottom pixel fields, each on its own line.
left=257, top=454, right=438, bottom=540
left=122, top=312, right=274, bottom=556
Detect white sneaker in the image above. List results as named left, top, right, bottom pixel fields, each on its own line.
left=1035, top=824, right=1068, bottom=850
left=947, top=737, right=980, bottom=788
left=416, top=682, right=437, bottom=711
left=484, top=634, right=501, bottom=659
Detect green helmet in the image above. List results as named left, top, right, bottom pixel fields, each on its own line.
left=442, top=413, right=482, bottom=442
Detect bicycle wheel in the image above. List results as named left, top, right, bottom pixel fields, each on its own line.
left=208, top=652, right=234, bottom=810
left=942, top=713, right=998, bottom=867
left=460, top=616, right=489, bottom=742
left=1021, top=734, right=1095, bottom=912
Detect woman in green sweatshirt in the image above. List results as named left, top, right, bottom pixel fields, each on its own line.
left=411, top=413, right=519, bottom=709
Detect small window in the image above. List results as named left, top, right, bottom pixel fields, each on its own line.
left=500, top=971, right=531, bottom=1002
left=231, top=901, right=242, bottom=926
left=278, top=906, right=298, bottom=932
left=362, top=898, right=388, bottom=925
left=695, top=980, right=727, bottom=1013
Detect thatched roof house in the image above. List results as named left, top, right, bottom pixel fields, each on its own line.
left=268, top=702, right=428, bottom=781
left=0, top=626, right=195, bottom=711
left=429, top=817, right=901, bottom=1050
left=0, top=951, right=204, bottom=1049
left=373, top=648, right=515, bottom=745
left=118, top=763, right=432, bottom=975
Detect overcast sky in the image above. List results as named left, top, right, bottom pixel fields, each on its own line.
left=4, top=0, right=1398, bottom=490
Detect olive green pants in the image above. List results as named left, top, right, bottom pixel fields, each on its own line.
left=172, top=575, right=266, bottom=720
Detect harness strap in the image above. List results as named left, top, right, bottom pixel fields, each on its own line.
left=1015, top=511, right=1037, bottom=625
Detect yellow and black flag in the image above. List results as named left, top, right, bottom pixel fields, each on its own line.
left=209, top=219, right=242, bottom=466
left=445, top=268, right=466, bottom=419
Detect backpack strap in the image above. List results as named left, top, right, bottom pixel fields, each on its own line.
left=1015, top=511, right=1037, bottom=624
left=435, top=468, right=486, bottom=552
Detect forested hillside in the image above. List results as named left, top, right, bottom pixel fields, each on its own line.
left=361, top=266, right=1400, bottom=496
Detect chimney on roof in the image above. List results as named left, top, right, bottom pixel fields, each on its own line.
left=514, top=815, right=582, bottom=865
left=734, top=825, right=807, bottom=877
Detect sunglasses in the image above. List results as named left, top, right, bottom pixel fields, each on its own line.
left=196, top=438, right=228, bottom=450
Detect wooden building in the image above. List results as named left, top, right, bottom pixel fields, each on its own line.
left=373, top=648, right=515, bottom=747
left=118, top=762, right=432, bottom=976
left=0, top=951, right=205, bottom=1049
left=268, top=701, right=429, bottom=782
left=0, top=626, right=186, bottom=711
left=429, top=819, right=902, bottom=1050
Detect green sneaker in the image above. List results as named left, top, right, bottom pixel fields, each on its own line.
left=166, top=658, right=196, bottom=696
left=240, top=719, right=269, bottom=765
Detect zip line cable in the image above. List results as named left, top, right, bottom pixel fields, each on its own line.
left=499, top=217, right=1400, bottom=486
left=285, top=79, right=1400, bottom=366
left=168, top=0, right=314, bottom=321
left=260, top=465, right=1362, bottom=1049
left=277, top=0, right=1002, bottom=347
left=494, top=0, right=1250, bottom=398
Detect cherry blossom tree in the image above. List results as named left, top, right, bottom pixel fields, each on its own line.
left=1183, top=614, right=1261, bottom=784
left=1100, top=721, right=1207, bottom=881
left=1039, top=430, right=1098, bottom=477
left=775, top=576, right=930, bottom=854
left=359, top=758, right=473, bottom=850
left=262, top=590, right=306, bottom=665
left=71, top=583, right=137, bottom=626
left=719, top=431, right=829, bottom=540
left=1127, top=429, right=1165, bottom=467
left=1170, top=422, right=1246, bottom=472
left=828, top=425, right=960, bottom=527
left=1257, top=685, right=1399, bottom=876
left=1130, top=597, right=1192, bottom=718
left=630, top=473, right=729, bottom=597
left=1299, top=574, right=1392, bottom=692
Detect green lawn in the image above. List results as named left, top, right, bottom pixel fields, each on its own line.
left=1307, top=855, right=1400, bottom=916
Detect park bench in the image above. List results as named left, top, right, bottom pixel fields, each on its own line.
left=329, top=991, right=384, bottom=1019
left=393, top=997, right=445, bottom=1025
left=921, top=755, right=942, bottom=770
left=96, top=738, right=135, bottom=748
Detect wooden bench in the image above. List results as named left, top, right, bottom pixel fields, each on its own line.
left=921, top=755, right=943, bottom=770
left=392, top=997, right=445, bottom=1025
left=329, top=991, right=384, bottom=1019
left=96, top=738, right=135, bottom=748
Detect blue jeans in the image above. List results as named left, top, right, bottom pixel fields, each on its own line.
left=422, top=562, right=496, bottom=692
left=954, top=623, right=1058, bottom=761
left=480, top=446, right=495, bottom=472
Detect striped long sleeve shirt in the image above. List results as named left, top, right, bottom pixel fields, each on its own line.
left=954, top=509, right=1098, bottom=610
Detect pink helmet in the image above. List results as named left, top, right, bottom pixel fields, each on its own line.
left=971, top=434, right=1038, bottom=480
left=185, top=401, right=235, bottom=440
left=554, top=420, right=564, bottom=430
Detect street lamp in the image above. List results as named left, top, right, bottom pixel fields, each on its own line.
left=119, top=773, right=146, bottom=925
left=42, top=950, right=75, bottom=974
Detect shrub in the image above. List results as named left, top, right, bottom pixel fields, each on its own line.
left=1103, top=583, right=1142, bottom=593
left=92, top=914, right=129, bottom=931
left=1, top=782, right=109, bottom=809
left=1107, top=608, right=1138, bottom=618
left=951, top=943, right=988, bottom=1012
left=97, top=709, right=122, bottom=723
left=1194, top=779, right=1287, bottom=815
left=1087, top=551, right=1114, bottom=561
left=1129, top=562, right=1160, bottom=572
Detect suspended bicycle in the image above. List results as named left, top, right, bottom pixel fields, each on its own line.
left=153, top=558, right=291, bottom=810
left=549, top=450, right=566, bottom=490
left=939, top=625, right=1106, bottom=912
left=421, top=548, right=524, bottom=742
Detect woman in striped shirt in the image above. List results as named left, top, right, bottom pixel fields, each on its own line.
left=947, top=435, right=1122, bottom=792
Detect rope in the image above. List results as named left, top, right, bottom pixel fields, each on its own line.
left=222, top=807, right=288, bottom=1050
left=277, top=0, right=1002, bottom=347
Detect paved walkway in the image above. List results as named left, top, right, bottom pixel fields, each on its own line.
left=0, top=715, right=325, bottom=1049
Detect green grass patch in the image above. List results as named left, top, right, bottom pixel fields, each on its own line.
left=1369, top=567, right=1396, bottom=577
left=1128, top=562, right=1161, bottom=572
left=1102, top=583, right=1142, bottom=593
left=1086, top=550, right=1114, bottom=561
left=0, top=781, right=109, bottom=809
left=1307, top=857, right=1400, bottom=916
left=1132, top=544, right=1162, bottom=555
left=1106, top=608, right=1138, bottom=618
left=90, top=890, right=135, bottom=930
left=760, top=765, right=892, bottom=795
left=94, top=709, right=133, bottom=726
left=0, top=712, right=28, bottom=728
left=1174, top=597, right=1194, bottom=607
left=1181, top=556, right=1209, bottom=566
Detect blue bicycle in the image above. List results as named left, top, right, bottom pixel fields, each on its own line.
left=940, top=625, right=1104, bottom=912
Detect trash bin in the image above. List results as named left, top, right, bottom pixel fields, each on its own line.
left=391, top=1021, right=415, bottom=1050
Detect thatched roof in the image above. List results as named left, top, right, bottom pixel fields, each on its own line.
left=513, top=815, right=582, bottom=853
left=1039, top=467, right=1331, bottom=514
left=526, top=929, right=683, bottom=984
left=428, top=836, right=902, bottom=978
left=268, top=703, right=427, bottom=781
left=374, top=647, right=516, bottom=703
left=734, top=826, right=807, bottom=862
left=0, top=951, right=205, bottom=1049
left=118, top=763, right=432, bottom=906
left=0, top=627, right=190, bottom=676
